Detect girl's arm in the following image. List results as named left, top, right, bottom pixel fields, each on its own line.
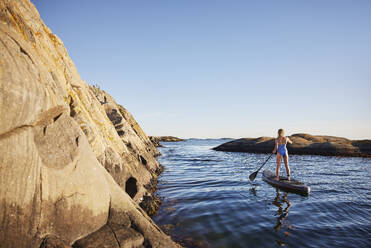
left=287, top=137, right=293, bottom=144
left=272, top=138, right=278, bottom=153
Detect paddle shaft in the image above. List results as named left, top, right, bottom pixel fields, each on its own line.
left=249, top=153, right=275, bottom=181
left=255, top=153, right=274, bottom=174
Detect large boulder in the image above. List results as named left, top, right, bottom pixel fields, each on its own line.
left=213, top=133, right=371, bottom=157
left=0, top=0, right=177, bottom=247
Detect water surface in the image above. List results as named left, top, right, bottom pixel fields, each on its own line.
left=153, top=139, right=371, bottom=248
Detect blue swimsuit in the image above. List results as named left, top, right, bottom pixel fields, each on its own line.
left=277, top=142, right=288, bottom=157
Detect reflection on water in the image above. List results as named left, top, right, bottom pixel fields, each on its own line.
left=272, top=190, right=292, bottom=246
left=249, top=187, right=257, bottom=196
left=154, top=139, right=371, bottom=248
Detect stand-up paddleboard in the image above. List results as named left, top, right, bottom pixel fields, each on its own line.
left=262, top=170, right=310, bottom=195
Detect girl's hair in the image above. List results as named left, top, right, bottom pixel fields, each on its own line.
left=278, top=129, right=284, bottom=137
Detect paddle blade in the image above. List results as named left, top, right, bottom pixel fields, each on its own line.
left=249, top=171, right=258, bottom=181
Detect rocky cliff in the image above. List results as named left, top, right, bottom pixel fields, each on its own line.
left=0, top=0, right=177, bottom=247
left=213, top=133, right=371, bottom=157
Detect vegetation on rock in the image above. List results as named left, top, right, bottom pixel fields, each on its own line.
left=0, top=0, right=177, bottom=247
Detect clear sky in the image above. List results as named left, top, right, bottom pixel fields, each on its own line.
left=32, top=0, right=371, bottom=139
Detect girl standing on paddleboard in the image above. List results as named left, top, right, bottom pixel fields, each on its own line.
left=272, top=129, right=293, bottom=181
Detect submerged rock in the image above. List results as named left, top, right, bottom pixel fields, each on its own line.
left=213, top=133, right=371, bottom=157
left=0, top=0, right=177, bottom=247
left=140, top=195, right=163, bottom=217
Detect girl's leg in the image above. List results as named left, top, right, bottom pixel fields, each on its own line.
left=284, top=155, right=290, bottom=181
left=276, top=154, right=281, bottom=180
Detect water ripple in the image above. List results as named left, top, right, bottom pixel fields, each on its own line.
left=154, top=139, right=371, bottom=248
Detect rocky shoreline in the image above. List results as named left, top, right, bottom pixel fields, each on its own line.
left=139, top=165, right=164, bottom=217
left=213, top=133, right=371, bottom=157
left=0, top=1, right=177, bottom=247
left=149, top=136, right=185, bottom=147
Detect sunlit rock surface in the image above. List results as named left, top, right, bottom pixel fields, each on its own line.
left=149, top=136, right=184, bottom=147
left=0, top=0, right=177, bottom=247
left=213, top=133, right=371, bottom=157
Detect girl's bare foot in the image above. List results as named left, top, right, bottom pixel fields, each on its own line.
left=287, top=175, right=290, bottom=181
left=275, top=177, right=279, bottom=181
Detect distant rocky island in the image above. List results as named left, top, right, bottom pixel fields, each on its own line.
left=213, top=133, right=371, bottom=157
left=0, top=1, right=177, bottom=247
left=149, top=136, right=184, bottom=147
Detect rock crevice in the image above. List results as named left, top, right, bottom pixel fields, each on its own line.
left=0, top=0, right=177, bottom=247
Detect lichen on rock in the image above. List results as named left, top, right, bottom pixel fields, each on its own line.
left=0, top=0, right=177, bottom=247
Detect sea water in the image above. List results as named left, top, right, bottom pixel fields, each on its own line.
left=153, top=139, right=371, bottom=248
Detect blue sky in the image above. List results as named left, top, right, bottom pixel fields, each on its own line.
left=33, top=0, right=371, bottom=139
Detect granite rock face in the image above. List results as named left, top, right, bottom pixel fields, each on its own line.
left=213, top=134, right=371, bottom=157
left=0, top=0, right=176, bottom=247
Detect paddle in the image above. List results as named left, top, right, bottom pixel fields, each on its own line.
left=249, top=153, right=274, bottom=181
